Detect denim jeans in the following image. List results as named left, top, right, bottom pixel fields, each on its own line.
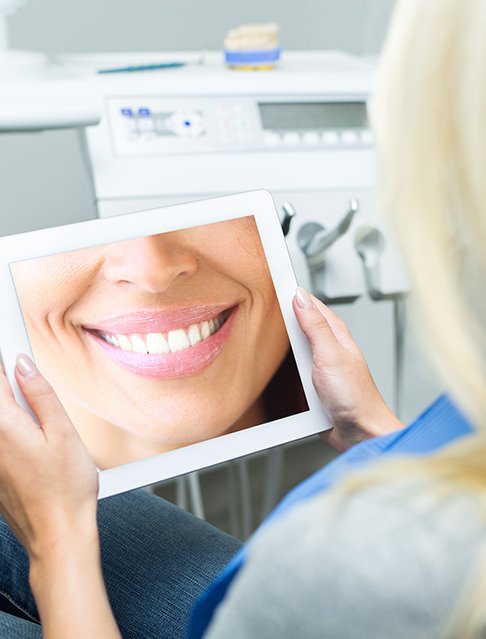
left=0, top=490, right=241, bottom=638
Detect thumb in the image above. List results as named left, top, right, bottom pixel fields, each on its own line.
left=293, top=288, right=341, bottom=363
left=15, top=354, right=72, bottom=434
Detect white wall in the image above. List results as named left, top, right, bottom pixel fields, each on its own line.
left=9, top=0, right=395, bottom=56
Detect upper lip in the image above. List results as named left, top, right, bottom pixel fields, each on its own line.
left=81, top=304, right=235, bottom=335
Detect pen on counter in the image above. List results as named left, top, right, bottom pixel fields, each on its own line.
left=97, top=53, right=207, bottom=75
left=97, top=62, right=187, bottom=74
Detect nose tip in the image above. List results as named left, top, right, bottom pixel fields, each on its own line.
left=104, top=235, right=198, bottom=293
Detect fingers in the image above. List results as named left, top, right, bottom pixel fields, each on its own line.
left=14, top=354, right=72, bottom=436
left=310, top=296, right=352, bottom=340
left=0, top=360, right=23, bottom=422
left=0, top=361, right=15, bottom=402
left=294, top=288, right=362, bottom=357
left=293, top=287, right=341, bottom=362
left=0, top=360, right=39, bottom=441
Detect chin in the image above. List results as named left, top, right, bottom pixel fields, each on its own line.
left=110, top=413, right=233, bottom=446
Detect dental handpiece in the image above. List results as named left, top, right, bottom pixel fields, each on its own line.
left=298, top=199, right=359, bottom=269
left=354, top=225, right=387, bottom=301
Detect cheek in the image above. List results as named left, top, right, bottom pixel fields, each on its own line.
left=264, top=298, right=289, bottom=360
left=204, top=218, right=266, bottom=283
left=11, top=265, right=88, bottom=340
left=248, top=284, right=289, bottom=386
left=220, top=247, right=287, bottom=357
left=10, top=249, right=101, bottom=331
left=11, top=270, right=56, bottom=334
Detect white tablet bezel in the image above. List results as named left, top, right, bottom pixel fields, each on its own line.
left=0, top=190, right=329, bottom=498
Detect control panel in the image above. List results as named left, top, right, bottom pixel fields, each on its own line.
left=107, top=96, right=373, bottom=157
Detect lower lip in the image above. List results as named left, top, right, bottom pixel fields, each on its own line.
left=85, top=309, right=237, bottom=379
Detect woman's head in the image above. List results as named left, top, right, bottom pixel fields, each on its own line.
left=351, top=5, right=486, bottom=634
left=11, top=217, right=290, bottom=451
left=372, top=0, right=486, bottom=429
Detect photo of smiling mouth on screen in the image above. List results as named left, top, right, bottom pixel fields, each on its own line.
left=10, top=215, right=308, bottom=470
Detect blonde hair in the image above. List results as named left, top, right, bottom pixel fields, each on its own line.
left=373, top=0, right=486, bottom=428
left=337, top=0, right=486, bottom=635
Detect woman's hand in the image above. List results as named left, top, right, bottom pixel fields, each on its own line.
left=0, top=355, right=121, bottom=639
left=0, top=354, right=98, bottom=561
left=293, top=288, right=404, bottom=452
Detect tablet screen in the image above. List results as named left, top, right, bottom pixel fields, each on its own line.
left=9, top=215, right=308, bottom=471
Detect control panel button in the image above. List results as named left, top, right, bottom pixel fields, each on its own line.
left=264, top=132, right=281, bottom=147
left=283, top=132, right=300, bottom=146
left=122, top=117, right=136, bottom=132
left=167, top=110, right=206, bottom=137
left=302, top=131, right=320, bottom=146
left=321, top=131, right=339, bottom=145
left=155, top=117, right=170, bottom=134
left=237, top=131, right=253, bottom=142
left=220, top=131, right=235, bottom=143
left=235, top=118, right=251, bottom=130
left=216, top=106, right=232, bottom=117
left=234, top=103, right=250, bottom=114
left=219, top=118, right=233, bottom=131
left=219, top=119, right=234, bottom=132
left=341, top=130, right=360, bottom=145
left=360, top=129, right=374, bottom=145
left=137, top=118, right=154, bottom=132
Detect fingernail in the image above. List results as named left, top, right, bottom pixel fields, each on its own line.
left=295, top=287, right=314, bottom=309
left=16, top=354, right=38, bottom=378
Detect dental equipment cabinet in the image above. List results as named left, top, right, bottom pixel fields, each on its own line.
left=1, top=50, right=418, bottom=534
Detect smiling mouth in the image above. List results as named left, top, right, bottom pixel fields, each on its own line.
left=86, top=308, right=232, bottom=355
left=82, top=306, right=238, bottom=378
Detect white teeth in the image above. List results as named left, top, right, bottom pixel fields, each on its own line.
left=100, top=311, right=227, bottom=354
left=200, top=321, right=211, bottom=340
left=102, top=333, right=120, bottom=348
left=146, top=332, right=170, bottom=354
left=188, top=323, right=202, bottom=346
left=117, top=334, right=131, bottom=351
left=131, top=334, right=147, bottom=354
left=167, top=328, right=191, bottom=353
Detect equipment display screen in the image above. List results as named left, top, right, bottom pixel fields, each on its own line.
left=258, top=102, right=368, bottom=130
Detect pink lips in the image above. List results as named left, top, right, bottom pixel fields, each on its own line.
left=83, top=305, right=237, bottom=379
left=83, top=304, right=232, bottom=335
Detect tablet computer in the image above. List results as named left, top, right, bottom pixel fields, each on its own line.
left=0, top=190, right=328, bottom=498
